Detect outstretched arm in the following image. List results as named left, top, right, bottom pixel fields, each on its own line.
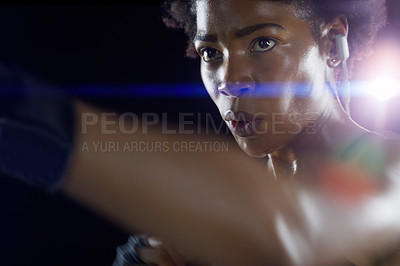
left=62, top=100, right=400, bottom=265
left=62, top=99, right=284, bottom=264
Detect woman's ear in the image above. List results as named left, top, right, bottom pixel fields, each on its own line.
left=321, top=17, right=349, bottom=69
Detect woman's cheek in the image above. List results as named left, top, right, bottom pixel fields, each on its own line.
left=201, top=65, right=219, bottom=100
left=252, top=47, right=299, bottom=83
left=297, top=45, right=324, bottom=82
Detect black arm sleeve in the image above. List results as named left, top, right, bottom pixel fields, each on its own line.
left=0, top=64, right=75, bottom=192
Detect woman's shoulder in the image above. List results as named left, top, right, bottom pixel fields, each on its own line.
left=367, top=130, right=400, bottom=158
left=328, top=130, right=399, bottom=180
left=348, top=130, right=400, bottom=154
left=363, top=130, right=400, bottom=182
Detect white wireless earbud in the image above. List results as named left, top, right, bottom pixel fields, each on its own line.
left=336, top=34, right=351, bottom=117
left=336, top=34, right=350, bottom=62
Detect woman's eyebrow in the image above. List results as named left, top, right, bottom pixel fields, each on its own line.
left=236, top=23, right=286, bottom=38
left=193, top=33, right=218, bottom=43
left=193, top=23, right=286, bottom=43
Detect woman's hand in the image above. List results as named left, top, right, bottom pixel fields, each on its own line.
left=136, top=236, right=188, bottom=266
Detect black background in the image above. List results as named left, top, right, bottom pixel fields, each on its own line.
left=0, top=2, right=399, bottom=265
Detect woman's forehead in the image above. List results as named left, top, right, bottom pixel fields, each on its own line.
left=195, top=0, right=300, bottom=35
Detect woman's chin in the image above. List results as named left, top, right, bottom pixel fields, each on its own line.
left=234, top=133, right=290, bottom=158
left=243, top=150, right=268, bottom=158
left=235, top=138, right=276, bottom=158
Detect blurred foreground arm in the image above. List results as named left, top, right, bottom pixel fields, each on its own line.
left=62, top=99, right=282, bottom=264
left=63, top=100, right=400, bottom=265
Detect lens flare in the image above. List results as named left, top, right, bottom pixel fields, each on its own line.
left=368, top=75, right=399, bottom=101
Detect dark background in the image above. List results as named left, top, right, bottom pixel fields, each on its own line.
left=0, top=2, right=399, bottom=265
left=0, top=4, right=215, bottom=266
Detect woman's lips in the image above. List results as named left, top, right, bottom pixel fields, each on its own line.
left=229, top=119, right=262, bottom=137
left=224, top=111, right=263, bottom=138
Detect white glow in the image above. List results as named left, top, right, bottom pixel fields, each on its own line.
left=275, top=213, right=302, bottom=265
left=299, top=192, right=322, bottom=234
left=368, top=75, right=399, bottom=101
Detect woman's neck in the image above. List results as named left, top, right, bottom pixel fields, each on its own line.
left=268, top=99, right=369, bottom=179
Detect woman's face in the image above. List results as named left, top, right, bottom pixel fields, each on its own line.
left=194, top=0, right=334, bottom=158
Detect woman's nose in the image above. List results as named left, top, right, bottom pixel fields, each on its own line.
left=218, top=81, right=255, bottom=98
left=217, top=54, right=255, bottom=98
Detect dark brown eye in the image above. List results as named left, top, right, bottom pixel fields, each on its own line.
left=200, top=48, right=222, bottom=62
left=251, top=38, right=276, bottom=52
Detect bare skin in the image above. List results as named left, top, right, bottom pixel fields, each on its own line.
left=62, top=1, right=400, bottom=265
left=132, top=1, right=400, bottom=265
